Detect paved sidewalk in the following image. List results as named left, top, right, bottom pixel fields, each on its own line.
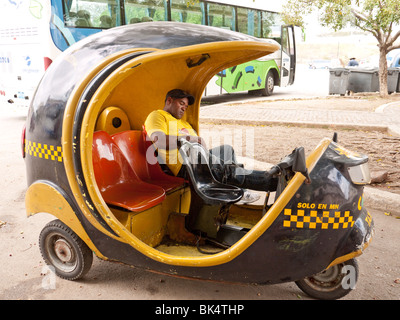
left=200, top=98, right=400, bottom=136
left=200, top=97, right=400, bottom=215
left=376, top=101, right=400, bottom=136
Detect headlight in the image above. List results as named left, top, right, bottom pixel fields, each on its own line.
left=348, top=162, right=371, bottom=185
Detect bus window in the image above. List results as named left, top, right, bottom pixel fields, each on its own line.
left=250, top=10, right=261, bottom=37
left=262, top=11, right=279, bottom=39
left=170, top=0, right=203, bottom=24
left=237, top=7, right=261, bottom=37
left=207, top=3, right=235, bottom=31
left=63, top=0, right=121, bottom=28
left=125, top=0, right=167, bottom=24
left=236, top=7, right=248, bottom=35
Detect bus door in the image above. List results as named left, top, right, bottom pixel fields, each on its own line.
left=280, top=25, right=296, bottom=86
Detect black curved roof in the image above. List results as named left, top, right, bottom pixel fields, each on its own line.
left=74, top=21, right=262, bottom=52
left=31, top=22, right=267, bottom=113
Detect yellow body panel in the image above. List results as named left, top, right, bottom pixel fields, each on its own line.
left=25, top=182, right=106, bottom=259
left=110, top=186, right=191, bottom=247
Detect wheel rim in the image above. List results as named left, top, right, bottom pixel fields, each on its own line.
left=45, top=232, right=78, bottom=273
left=302, top=264, right=344, bottom=292
left=267, top=75, right=274, bottom=91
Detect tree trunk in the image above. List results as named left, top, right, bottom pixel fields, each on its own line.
left=378, top=47, right=388, bottom=97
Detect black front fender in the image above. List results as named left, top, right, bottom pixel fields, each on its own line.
left=333, top=208, right=374, bottom=261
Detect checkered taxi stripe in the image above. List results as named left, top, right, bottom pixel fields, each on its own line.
left=25, top=140, right=63, bottom=162
left=283, top=208, right=354, bottom=229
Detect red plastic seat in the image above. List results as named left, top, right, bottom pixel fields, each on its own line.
left=111, top=130, right=185, bottom=193
left=92, top=131, right=165, bottom=212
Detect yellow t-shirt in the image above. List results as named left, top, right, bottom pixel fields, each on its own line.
left=144, top=109, right=197, bottom=176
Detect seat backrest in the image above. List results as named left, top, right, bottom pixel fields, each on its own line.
left=140, top=129, right=176, bottom=180
left=92, top=131, right=141, bottom=191
left=114, top=129, right=186, bottom=182
left=111, top=130, right=151, bottom=182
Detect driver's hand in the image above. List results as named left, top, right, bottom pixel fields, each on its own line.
left=184, top=135, right=207, bottom=149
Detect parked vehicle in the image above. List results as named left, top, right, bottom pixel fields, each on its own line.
left=23, top=22, right=373, bottom=300
left=309, top=59, right=331, bottom=69
left=387, top=49, right=400, bottom=67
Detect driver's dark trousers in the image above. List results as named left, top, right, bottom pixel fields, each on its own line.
left=178, top=144, right=277, bottom=192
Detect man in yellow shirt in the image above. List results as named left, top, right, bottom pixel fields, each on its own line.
left=144, top=89, right=201, bottom=176
left=144, top=89, right=277, bottom=202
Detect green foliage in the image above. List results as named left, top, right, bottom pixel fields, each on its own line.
left=281, top=1, right=314, bottom=29
left=353, top=0, right=400, bottom=41
left=186, top=0, right=199, bottom=6
left=317, top=0, right=353, bottom=31
left=283, top=0, right=400, bottom=40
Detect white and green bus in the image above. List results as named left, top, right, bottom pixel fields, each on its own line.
left=0, top=0, right=296, bottom=106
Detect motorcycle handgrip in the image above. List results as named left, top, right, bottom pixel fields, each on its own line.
left=267, top=165, right=281, bottom=176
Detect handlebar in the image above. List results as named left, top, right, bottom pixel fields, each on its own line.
left=266, top=147, right=311, bottom=184
left=267, top=165, right=281, bottom=176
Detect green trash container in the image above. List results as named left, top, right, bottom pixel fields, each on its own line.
left=329, top=68, right=350, bottom=95
left=347, top=68, right=379, bottom=93
left=387, top=67, right=400, bottom=93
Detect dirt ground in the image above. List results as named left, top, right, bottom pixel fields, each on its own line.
left=0, top=96, right=399, bottom=300
left=200, top=95, right=400, bottom=195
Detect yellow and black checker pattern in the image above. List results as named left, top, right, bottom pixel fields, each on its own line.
left=25, top=140, right=63, bottom=162
left=283, top=209, right=354, bottom=229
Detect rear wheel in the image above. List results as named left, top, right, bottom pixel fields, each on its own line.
left=295, top=258, right=359, bottom=300
left=39, top=219, right=93, bottom=280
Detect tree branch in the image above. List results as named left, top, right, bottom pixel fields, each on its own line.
left=351, top=7, right=368, bottom=23
left=387, top=30, right=400, bottom=51
left=351, top=8, right=381, bottom=40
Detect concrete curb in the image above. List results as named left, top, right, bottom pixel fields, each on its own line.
left=375, top=101, right=400, bottom=136
left=200, top=117, right=389, bottom=133
left=364, top=187, right=400, bottom=217
left=374, top=101, right=399, bottom=113
left=388, top=125, right=400, bottom=137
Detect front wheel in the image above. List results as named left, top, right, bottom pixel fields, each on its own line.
left=295, top=258, right=359, bottom=300
left=39, top=219, right=93, bottom=280
left=260, top=71, right=274, bottom=96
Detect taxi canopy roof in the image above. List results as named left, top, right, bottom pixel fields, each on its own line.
left=32, top=22, right=279, bottom=132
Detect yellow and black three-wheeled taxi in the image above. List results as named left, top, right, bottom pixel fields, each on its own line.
left=23, top=22, right=373, bottom=299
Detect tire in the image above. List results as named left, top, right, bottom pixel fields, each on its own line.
left=39, top=219, right=93, bottom=280
left=295, top=258, right=359, bottom=300
left=260, top=70, right=274, bottom=96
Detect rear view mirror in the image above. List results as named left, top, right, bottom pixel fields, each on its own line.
left=292, top=147, right=306, bottom=173
left=292, top=147, right=311, bottom=184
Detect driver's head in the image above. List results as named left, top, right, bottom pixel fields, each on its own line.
left=164, top=89, right=195, bottom=119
